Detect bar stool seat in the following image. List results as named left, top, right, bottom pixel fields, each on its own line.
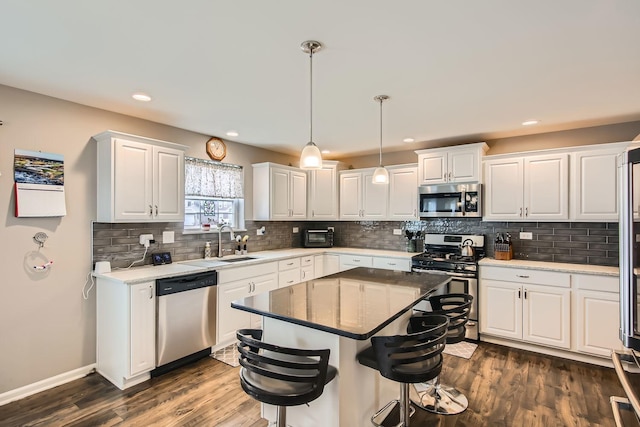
left=411, top=293, right=473, bottom=415
left=356, top=314, right=449, bottom=427
left=237, top=329, right=337, bottom=427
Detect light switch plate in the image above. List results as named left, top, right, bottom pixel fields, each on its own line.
left=519, top=232, right=533, bottom=240
left=393, top=229, right=402, bottom=235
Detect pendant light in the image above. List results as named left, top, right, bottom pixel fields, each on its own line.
left=372, top=95, right=390, bottom=184
left=299, top=40, right=323, bottom=169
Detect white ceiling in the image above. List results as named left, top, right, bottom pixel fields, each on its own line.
left=2, top=1, right=640, bottom=158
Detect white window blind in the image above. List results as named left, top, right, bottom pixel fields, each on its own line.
left=185, top=157, right=244, bottom=198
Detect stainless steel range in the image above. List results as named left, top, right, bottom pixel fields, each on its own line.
left=411, top=234, right=485, bottom=341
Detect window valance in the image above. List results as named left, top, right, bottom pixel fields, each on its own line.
left=185, top=157, right=244, bottom=199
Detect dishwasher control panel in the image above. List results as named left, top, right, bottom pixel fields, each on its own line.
left=156, top=271, right=218, bottom=296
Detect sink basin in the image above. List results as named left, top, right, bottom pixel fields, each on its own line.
left=219, top=256, right=257, bottom=263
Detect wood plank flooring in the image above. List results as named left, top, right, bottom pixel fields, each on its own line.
left=0, top=342, right=634, bottom=427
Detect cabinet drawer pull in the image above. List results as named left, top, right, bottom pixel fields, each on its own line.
left=353, top=259, right=361, bottom=262
left=388, top=263, right=396, bottom=266
left=287, top=280, right=294, bottom=284
left=516, top=275, right=529, bottom=278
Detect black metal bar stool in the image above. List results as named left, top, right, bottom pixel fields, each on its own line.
left=356, top=314, right=449, bottom=427
left=236, top=329, right=338, bottom=427
left=411, top=293, right=473, bottom=415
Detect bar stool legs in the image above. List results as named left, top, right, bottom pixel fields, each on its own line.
left=370, top=383, right=416, bottom=427
left=411, top=376, right=469, bottom=415
left=275, top=406, right=286, bottom=427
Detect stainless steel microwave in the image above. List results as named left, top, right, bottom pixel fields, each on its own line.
left=303, top=229, right=334, bottom=248
left=418, top=184, right=482, bottom=218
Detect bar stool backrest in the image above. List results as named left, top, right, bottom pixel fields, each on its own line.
left=428, top=293, right=473, bottom=344
left=236, top=329, right=333, bottom=407
left=370, top=314, right=449, bottom=384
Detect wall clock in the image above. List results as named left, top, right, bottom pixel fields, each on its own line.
left=206, top=137, right=227, bottom=161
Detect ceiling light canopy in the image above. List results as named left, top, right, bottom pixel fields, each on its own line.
left=299, top=40, right=323, bottom=169
left=372, top=95, right=390, bottom=185
left=131, top=92, right=151, bottom=102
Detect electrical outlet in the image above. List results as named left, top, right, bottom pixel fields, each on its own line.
left=393, top=229, right=402, bottom=235
left=256, top=226, right=266, bottom=236
left=139, top=234, right=154, bottom=245
left=292, top=227, right=299, bottom=233
left=519, top=232, right=533, bottom=240
left=328, top=226, right=334, bottom=232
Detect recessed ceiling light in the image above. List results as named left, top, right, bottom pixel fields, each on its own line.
left=522, top=119, right=539, bottom=126
left=321, top=150, right=330, bottom=154
left=226, top=131, right=239, bottom=137
left=132, top=92, right=152, bottom=102
left=403, top=138, right=415, bottom=143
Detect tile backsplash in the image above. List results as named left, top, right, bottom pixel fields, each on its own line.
left=93, top=219, right=619, bottom=269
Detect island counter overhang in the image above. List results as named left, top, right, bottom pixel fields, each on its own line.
left=231, top=267, right=452, bottom=340
left=230, top=267, right=452, bottom=426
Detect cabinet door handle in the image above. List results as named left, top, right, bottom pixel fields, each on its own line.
left=518, top=289, right=521, bottom=299
left=519, top=207, right=523, bottom=217
left=525, top=207, right=528, bottom=217
left=524, top=289, right=528, bottom=299
left=448, top=172, right=452, bottom=181
left=312, top=210, right=315, bottom=217
left=149, top=285, right=153, bottom=299
left=149, top=205, right=153, bottom=216
left=413, top=209, right=417, bottom=217
left=155, top=205, right=158, bottom=216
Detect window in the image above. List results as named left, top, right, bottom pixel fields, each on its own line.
left=184, top=157, right=244, bottom=230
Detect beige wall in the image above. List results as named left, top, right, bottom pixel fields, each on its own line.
left=337, top=121, right=640, bottom=168
left=0, top=84, right=296, bottom=395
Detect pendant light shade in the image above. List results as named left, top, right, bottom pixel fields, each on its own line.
left=372, top=95, right=390, bottom=184
left=299, top=40, right=323, bottom=169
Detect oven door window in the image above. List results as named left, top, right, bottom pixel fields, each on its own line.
left=307, top=233, right=328, bottom=244
left=420, top=193, right=462, bottom=214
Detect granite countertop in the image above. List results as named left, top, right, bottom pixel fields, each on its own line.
left=231, top=267, right=451, bottom=340
left=479, top=257, right=619, bottom=276
left=94, top=247, right=418, bottom=284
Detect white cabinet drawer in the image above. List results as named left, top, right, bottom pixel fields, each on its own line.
left=339, top=255, right=373, bottom=270
left=300, top=256, right=314, bottom=267
left=372, top=257, right=411, bottom=272
left=219, top=262, right=277, bottom=283
left=279, top=258, right=301, bottom=271
left=480, top=266, right=570, bottom=288
left=279, top=268, right=300, bottom=288
left=573, top=273, right=619, bottom=292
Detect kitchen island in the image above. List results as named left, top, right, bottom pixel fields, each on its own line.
left=231, top=267, right=450, bottom=426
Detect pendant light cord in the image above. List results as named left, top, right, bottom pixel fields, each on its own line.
left=309, top=48, right=314, bottom=143
left=379, top=97, right=383, bottom=167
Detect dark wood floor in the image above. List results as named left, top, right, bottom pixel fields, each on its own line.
left=0, top=342, right=633, bottom=427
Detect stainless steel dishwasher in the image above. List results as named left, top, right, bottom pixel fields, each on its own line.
left=152, top=270, right=218, bottom=376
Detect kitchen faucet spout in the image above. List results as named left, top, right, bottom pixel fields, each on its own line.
left=217, top=224, right=235, bottom=258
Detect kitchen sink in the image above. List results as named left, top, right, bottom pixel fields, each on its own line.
left=219, top=256, right=257, bottom=263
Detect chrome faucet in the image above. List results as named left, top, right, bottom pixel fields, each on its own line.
left=216, top=223, right=235, bottom=258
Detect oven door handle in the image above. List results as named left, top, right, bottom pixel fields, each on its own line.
left=411, top=268, right=476, bottom=278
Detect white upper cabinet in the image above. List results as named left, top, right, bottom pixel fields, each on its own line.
left=253, top=163, right=307, bottom=220
left=308, top=161, right=340, bottom=220
left=416, top=142, right=488, bottom=185
left=484, top=153, right=568, bottom=221
left=94, top=130, right=187, bottom=223
left=569, top=142, right=640, bottom=222
left=570, top=147, right=620, bottom=221
left=388, top=165, right=418, bottom=220
left=339, top=168, right=395, bottom=220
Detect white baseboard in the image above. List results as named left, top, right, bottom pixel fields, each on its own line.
left=0, top=364, right=96, bottom=407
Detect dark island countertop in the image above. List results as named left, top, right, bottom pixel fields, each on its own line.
left=231, top=267, right=451, bottom=340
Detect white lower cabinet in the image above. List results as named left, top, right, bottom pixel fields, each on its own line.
left=479, top=266, right=571, bottom=350
left=573, top=273, right=623, bottom=357
left=217, top=263, right=278, bottom=346
left=96, top=279, right=156, bottom=390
